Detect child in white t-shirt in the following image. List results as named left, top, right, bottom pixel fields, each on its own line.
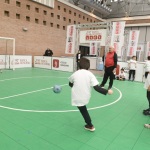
left=69, top=58, right=113, bottom=132
left=143, top=73, right=150, bottom=128
left=144, top=56, right=150, bottom=78
left=116, top=68, right=125, bottom=81
left=128, top=56, right=137, bottom=81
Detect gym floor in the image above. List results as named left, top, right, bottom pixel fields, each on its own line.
left=0, top=68, right=149, bottom=150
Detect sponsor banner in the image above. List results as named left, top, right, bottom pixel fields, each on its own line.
left=65, top=25, right=76, bottom=54
left=111, top=21, right=125, bottom=56
left=146, top=41, right=150, bottom=57
left=127, top=30, right=140, bottom=56
left=52, top=57, right=74, bottom=72
left=136, top=44, right=144, bottom=61
left=0, top=55, right=9, bottom=69
left=80, top=29, right=107, bottom=46
left=89, top=42, right=99, bottom=55
left=137, top=44, right=144, bottom=51
left=34, top=56, right=52, bottom=69
left=10, top=55, right=32, bottom=68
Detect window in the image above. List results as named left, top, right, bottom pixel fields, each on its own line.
left=64, top=8, right=66, bottom=12
left=87, top=18, right=89, bottom=21
left=83, top=16, right=85, bottom=20
left=79, top=14, right=81, bottom=18
left=16, top=13, right=20, bottom=19
left=58, top=6, right=60, bottom=10
left=43, top=21, right=46, bottom=25
left=50, top=23, right=53, bottom=27
left=35, top=18, right=39, bottom=24
left=74, top=21, right=76, bottom=24
left=5, top=0, right=10, bottom=4
left=16, top=1, right=21, bottom=7
left=57, top=15, right=60, bottom=19
left=74, top=12, right=76, bottom=16
left=35, top=7, right=39, bottom=13
left=90, top=19, right=92, bottom=22
left=26, top=16, right=30, bottom=21
left=43, top=10, right=47, bottom=15
left=69, top=10, right=71, bottom=14
left=63, top=17, right=66, bottom=21
left=26, top=5, right=30, bottom=10
left=4, top=11, right=9, bottom=17
left=63, top=26, right=65, bottom=30
left=69, top=19, right=71, bottom=23
left=51, top=13, right=54, bottom=17
left=57, top=24, right=60, bottom=29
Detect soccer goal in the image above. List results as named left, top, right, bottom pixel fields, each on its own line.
left=0, top=37, right=15, bottom=70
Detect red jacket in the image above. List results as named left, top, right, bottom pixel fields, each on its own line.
left=105, top=51, right=115, bottom=67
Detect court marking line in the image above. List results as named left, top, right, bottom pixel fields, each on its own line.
left=0, top=76, right=122, bottom=113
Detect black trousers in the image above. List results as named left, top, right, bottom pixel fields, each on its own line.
left=76, top=62, right=80, bottom=70
left=145, top=72, right=149, bottom=78
left=77, top=106, right=93, bottom=127
left=147, top=91, right=150, bottom=108
left=128, top=70, right=136, bottom=80
left=101, top=66, right=114, bottom=89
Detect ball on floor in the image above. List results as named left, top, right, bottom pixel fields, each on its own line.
left=53, top=85, right=61, bottom=93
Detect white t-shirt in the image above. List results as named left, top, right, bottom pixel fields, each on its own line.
left=119, top=72, right=125, bottom=78
left=68, top=69, right=99, bottom=106
left=144, top=60, right=150, bottom=72
left=128, top=59, right=136, bottom=70
left=144, top=73, right=150, bottom=89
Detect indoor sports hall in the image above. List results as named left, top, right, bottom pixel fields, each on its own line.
left=1, top=0, right=150, bottom=150
left=0, top=68, right=149, bottom=150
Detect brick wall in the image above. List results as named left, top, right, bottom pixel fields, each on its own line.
left=0, top=0, right=100, bottom=57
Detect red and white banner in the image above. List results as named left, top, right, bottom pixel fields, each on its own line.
left=10, top=55, right=32, bottom=68
left=89, top=42, right=100, bottom=55
left=80, top=29, right=106, bottom=46
left=34, top=56, right=52, bottom=69
left=52, top=57, right=74, bottom=72
left=65, top=25, right=76, bottom=54
left=111, top=21, right=125, bottom=56
left=146, top=42, right=150, bottom=57
left=127, top=30, right=140, bottom=56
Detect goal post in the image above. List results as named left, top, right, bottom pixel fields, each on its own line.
left=0, top=37, right=15, bottom=70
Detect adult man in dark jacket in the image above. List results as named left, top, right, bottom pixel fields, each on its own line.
left=76, top=50, right=83, bottom=70
left=44, top=48, right=53, bottom=56
left=100, top=46, right=118, bottom=90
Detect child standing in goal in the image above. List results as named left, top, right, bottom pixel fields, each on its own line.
left=68, top=58, right=113, bottom=132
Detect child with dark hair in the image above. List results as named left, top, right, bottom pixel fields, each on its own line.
left=116, top=68, right=125, bottom=81
left=68, top=58, right=113, bottom=132
left=144, top=56, right=150, bottom=78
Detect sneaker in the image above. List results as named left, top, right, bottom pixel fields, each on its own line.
left=84, top=125, right=95, bottom=132
left=143, top=110, right=150, bottom=115
left=143, top=108, right=150, bottom=113
left=144, top=124, right=150, bottom=128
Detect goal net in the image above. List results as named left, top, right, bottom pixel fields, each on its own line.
left=0, top=37, right=15, bottom=70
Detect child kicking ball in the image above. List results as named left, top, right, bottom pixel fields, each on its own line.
left=69, top=57, right=113, bottom=132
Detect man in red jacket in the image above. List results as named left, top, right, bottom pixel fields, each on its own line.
left=100, top=46, right=118, bottom=90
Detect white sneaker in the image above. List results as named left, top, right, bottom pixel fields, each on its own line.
left=144, top=124, right=150, bottom=128
left=84, top=125, right=95, bottom=132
